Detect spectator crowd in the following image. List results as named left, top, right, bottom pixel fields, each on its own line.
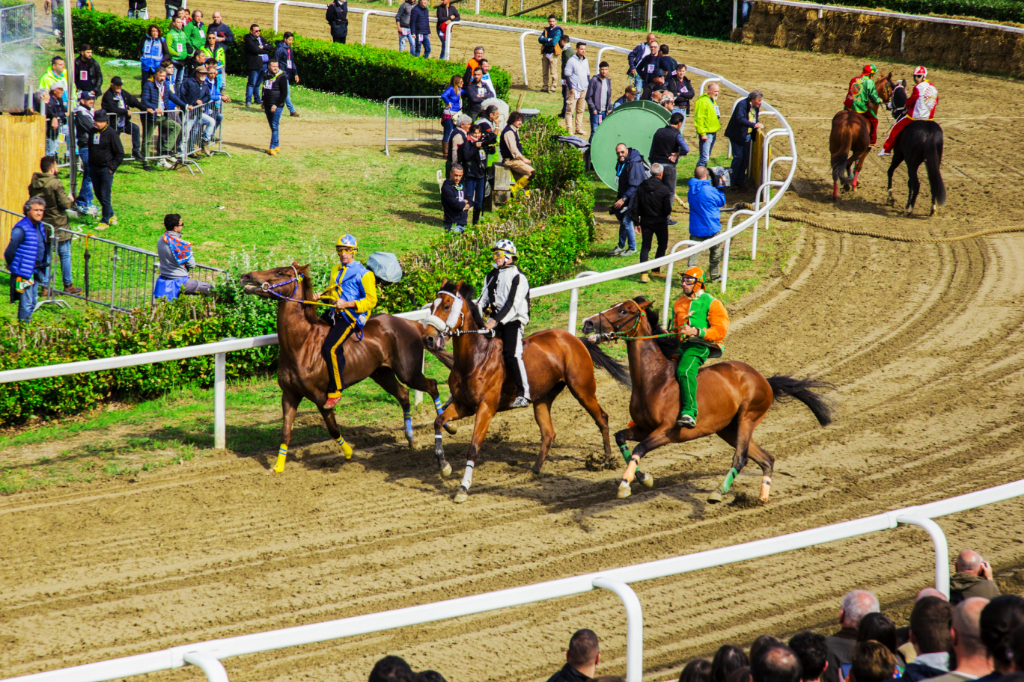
left=354, top=549, right=1023, bottom=682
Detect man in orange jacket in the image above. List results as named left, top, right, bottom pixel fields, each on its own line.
left=672, top=266, right=729, bottom=429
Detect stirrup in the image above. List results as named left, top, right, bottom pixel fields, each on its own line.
left=323, top=395, right=341, bottom=410
left=510, top=396, right=530, bottom=409
left=676, top=414, right=696, bottom=429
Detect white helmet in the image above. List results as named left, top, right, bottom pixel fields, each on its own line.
left=492, top=239, right=517, bottom=257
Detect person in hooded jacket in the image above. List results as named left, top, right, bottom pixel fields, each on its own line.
left=686, top=165, right=726, bottom=281
left=44, top=83, right=66, bottom=159
left=87, top=109, right=124, bottom=230
left=666, top=64, right=694, bottom=114
left=458, top=123, right=495, bottom=225
left=139, top=25, right=170, bottom=84
left=608, top=143, right=646, bottom=257
left=73, top=91, right=98, bottom=213
left=28, top=156, right=82, bottom=295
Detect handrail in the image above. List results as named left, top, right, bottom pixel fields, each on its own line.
left=661, top=240, right=699, bottom=327
left=754, top=0, right=1024, bottom=34
left=9, top=479, right=1024, bottom=682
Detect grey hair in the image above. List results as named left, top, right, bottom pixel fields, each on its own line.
left=451, top=163, right=464, bottom=174
left=474, top=45, right=484, bottom=53
left=650, top=163, right=664, bottom=175
left=749, top=89, right=764, bottom=100
left=24, top=195, right=47, bottom=215
left=456, top=114, right=472, bottom=126
left=841, top=590, right=880, bottom=627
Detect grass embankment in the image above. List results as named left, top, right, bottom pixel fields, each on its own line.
left=2, top=54, right=799, bottom=494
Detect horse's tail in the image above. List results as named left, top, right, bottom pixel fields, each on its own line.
left=924, top=126, right=946, bottom=207
left=581, top=337, right=631, bottom=388
left=428, top=348, right=456, bottom=371
left=767, top=375, right=835, bottom=426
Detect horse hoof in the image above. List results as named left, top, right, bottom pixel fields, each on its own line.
left=443, top=422, right=458, bottom=435
left=440, top=461, right=452, bottom=478
left=639, top=471, right=654, bottom=489
left=453, top=486, right=469, bottom=504
left=617, top=482, right=632, bottom=499
left=707, top=490, right=723, bottom=504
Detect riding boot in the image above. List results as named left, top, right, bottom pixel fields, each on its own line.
left=472, top=206, right=480, bottom=225
left=442, top=141, right=449, bottom=160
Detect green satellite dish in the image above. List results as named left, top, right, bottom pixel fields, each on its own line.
left=591, top=104, right=670, bottom=191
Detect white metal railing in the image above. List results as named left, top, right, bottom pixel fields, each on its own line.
left=8, top=479, right=1024, bottom=682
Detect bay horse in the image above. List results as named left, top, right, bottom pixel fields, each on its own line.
left=240, top=263, right=455, bottom=473
left=581, top=297, right=834, bottom=503
left=830, top=72, right=893, bottom=199
left=886, top=120, right=946, bottom=216
left=421, top=281, right=631, bottom=503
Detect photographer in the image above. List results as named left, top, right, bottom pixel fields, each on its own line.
left=153, top=213, right=213, bottom=300
left=686, top=165, right=726, bottom=283
left=607, top=143, right=645, bottom=257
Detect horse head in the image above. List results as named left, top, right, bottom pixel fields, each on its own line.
left=422, top=280, right=482, bottom=350
left=240, top=262, right=311, bottom=300
left=581, top=297, right=652, bottom=339
left=876, top=72, right=895, bottom=104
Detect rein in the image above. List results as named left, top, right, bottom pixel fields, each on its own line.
left=260, top=266, right=334, bottom=307
left=593, top=307, right=693, bottom=342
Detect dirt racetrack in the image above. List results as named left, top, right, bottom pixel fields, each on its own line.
left=5, top=6, right=1024, bottom=681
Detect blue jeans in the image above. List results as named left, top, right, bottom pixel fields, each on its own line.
left=266, top=105, right=283, bottom=148
left=437, top=30, right=449, bottom=59
left=246, top=68, right=266, bottom=104
left=89, top=165, right=115, bottom=223
left=165, top=4, right=177, bottom=18
left=441, top=117, right=454, bottom=142
left=46, top=239, right=73, bottom=288
left=589, top=111, right=606, bottom=143
left=739, top=0, right=752, bottom=25
left=399, top=32, right=414, bottom=54
left=698, top=132, right=716, bottom=166
left=17, top=274, right=41, bottom=322
left=464, top=176, right=485, bottom=211
left=616, top=212, right=636, bottom=251
left=413, top=33, right=430, bottom=58
left=172, top=60, right=185, bottom=87
left=284, top=92, right=296, bottom=114
left=77, top=147, right=94, bottom=209
left=729, top=138, right=749, bottom=189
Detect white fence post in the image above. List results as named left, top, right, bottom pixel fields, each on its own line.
left=897, top=516, right=951, bottom=598
left=568, top=271, right=600, bottom=335
left=562, top=0, right=567, bottom=22
left=732, top=0, right=738, bottom=29
left=214, top=347, right=228, bottom=450
left=661, top=240, right=698, bottom=327
left=182, top=652, right=230, bottom=682
left=593, top=578, right=644, bottom=682
left=273, top=0, right=282, bottom=30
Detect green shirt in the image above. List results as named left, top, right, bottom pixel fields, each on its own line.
left=167, top=27, right=189, bottom=59
left=693, top=94, right=721, bottom=135
left=184, top=22, right=206, bottom=52
left=850, top=75, right=881, bottom=114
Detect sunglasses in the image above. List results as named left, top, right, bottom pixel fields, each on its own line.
left=681, top=276, right=698, bottom=283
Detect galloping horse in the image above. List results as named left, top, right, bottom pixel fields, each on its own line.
left=582, top=297, right=834, bottom=503
left=886, top=120, right=946, bottom=216
left=422, top=281, right=630, bottom=503
left=830, top=72, right=894, bottom=199
left=241, top=263, right=455, bottom=472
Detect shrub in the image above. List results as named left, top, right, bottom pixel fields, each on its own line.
left=70, top=10, right=511, bottom=100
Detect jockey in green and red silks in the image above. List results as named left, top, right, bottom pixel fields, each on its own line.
left=844, top=63, right=883, bottom=146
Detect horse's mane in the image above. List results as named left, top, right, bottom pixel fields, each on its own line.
left=300, top=273, right=326, bottom=327
left=633, top=296, right=680, bottom=360
left=440, top=281, right=485, bottom=328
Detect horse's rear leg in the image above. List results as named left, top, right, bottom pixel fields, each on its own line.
left=370, top=367, right=415, bottom=449
left=454, top=402, right=497, bottom=504
left=710, top=412, right=772, bottom=503
left=531, top=383, right=566, bottom=473
left=906, top=159, right=922, bottom=215
left=747, top=440, right=776, bottom=502
left=274, top=390, right=302, bottom=473
left=886, top=149, right=904, bottom=206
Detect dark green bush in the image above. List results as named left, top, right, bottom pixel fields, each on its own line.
left=654, top=0, right=733, bottom=39
left=70, top=10, right=511, bottom=100
left=819, top=0, right=1023, bottom=23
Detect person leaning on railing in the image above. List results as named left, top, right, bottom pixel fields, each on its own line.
left=141, top=67, right=186, bottom=169
left=102, top=77, right=145, bottom=164
left=43, top=82, right=66, bottom=159
left=4, top=197, right=50, bottom=324
left=154, top=214, right=214, bottom=300
left=29, top=157, right=82, bottom=296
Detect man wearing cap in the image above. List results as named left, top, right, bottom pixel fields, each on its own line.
left=43, top=82, right=67, bottom=159
left=311, top=234, right=378, bottom=411
left=102, top=77, right=145, bottom=164
left=613, top=85, right=637, bottom=110
left=879, top=66, right=938, bottom=157
left=844, top=63, right=882, bottom=146
left=641, top=68, right=668, bottom=101
left=72, top=90, right=98, bottom=214
left=672, top=264, right=729, bottom=429
left=73, top=45, right=103, bottom=96
left=87, top=109, right=124, bottom=230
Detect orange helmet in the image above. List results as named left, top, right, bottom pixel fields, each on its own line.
left=682, top=266, right=705, bottom=288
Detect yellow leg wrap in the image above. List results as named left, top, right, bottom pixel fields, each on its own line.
left=273, top=444, right=288, bottom=473
left=338, top=436, right=353, bottom=460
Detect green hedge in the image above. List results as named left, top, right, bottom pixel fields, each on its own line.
left=70, top=10, right=511, bottom=100
left=653, top=0, right=733, bottom=40
left=823, top=0, right=1023, bottom=23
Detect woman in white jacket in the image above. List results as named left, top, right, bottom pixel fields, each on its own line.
left=477, top=239, right=531, bottom=408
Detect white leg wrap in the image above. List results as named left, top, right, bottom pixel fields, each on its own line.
left=461, top=461, right=475, bottom=489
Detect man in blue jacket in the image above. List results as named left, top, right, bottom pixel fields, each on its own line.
left=179, top=66, right=219, bottom=156
left=686, top=165, right=726, bottom=282
left=274, top=32, right=301, bottom=117
left=723, top=89, right=765, bottom=191
left=410, top=0, right=431, bottom=58
left=4, top=197, right=50, bottom=323
left=608, top=143, right=645, bottom=257
left=141, top=67, right=186, bottom=164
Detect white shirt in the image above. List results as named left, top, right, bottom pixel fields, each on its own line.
left=563, top=55, right=590, bottom=93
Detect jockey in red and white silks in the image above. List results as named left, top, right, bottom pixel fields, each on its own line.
left=880, top=66, right=938, bottom=155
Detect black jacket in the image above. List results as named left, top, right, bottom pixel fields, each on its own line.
left=440, top=179, right=468, bottom=225
left=649, top=125, right=689, bottom=164
left=641, top=80, right=668, bottom=101
left=87, top=124, right=125, bottom=172
left=102, top=87, right=143, bottom=130
left=545, top=664, right=592, bottom=682
left=180, top=76, right=212, bottom=105
left=634, top=175, right=673, bottom=225
left=436, top=3, right=460, bottom=27
left=243, top=33, right=273, bottom=72
left=73, top=106, right=95, bottom=148
left=462, top=80, right=489, bottom=119
left=261, top=70, right=288, bottom=109
left=73, top=56, right=103, bottom=94
left=458, top=134, right=493, bottom=179
left=900, top=662, right=947, bottom=682
left=45, top=97, right=66, bottom=125
left=667, top=75, right=694, bottom=112
left=207, top=21, right=235, bottom=47
left=724, top=95, right=760, bottom=144
left=326, top=0, right=349, bottom=38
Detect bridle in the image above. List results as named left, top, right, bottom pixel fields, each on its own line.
left=261, top=265, right=304, bottom=302
left=423, top=290, right=493, bottom=339
left=593, top=303, right=645, bottom=341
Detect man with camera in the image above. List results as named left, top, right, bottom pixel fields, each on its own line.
left=607, top=143, right=645, bottom=257
left=686, top=165, right=726, bottom=282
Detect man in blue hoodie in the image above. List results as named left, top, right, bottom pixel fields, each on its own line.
left=608, top=143, right=645, bottom=257
left=686, top=165, right=726, bottom=282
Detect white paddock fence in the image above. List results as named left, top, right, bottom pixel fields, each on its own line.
left=7, top=479, right=1024, bottom=682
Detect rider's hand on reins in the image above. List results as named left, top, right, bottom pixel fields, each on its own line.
left=311, top=292, right=321, bottom=301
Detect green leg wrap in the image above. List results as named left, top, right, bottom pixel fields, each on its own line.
left=676, top=344, right=710, bottom=419
left=720, top=467, right=739, bottom=493
left=619, top=443, right=632, bottom=464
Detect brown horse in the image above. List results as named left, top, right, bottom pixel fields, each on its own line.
left=830, top=72, right=893, bottom=200
left=421, top=281, right=630, bottom=503
left=240, top=263, right=455, bottom=473
left=581, top=297, right=834, bottom=502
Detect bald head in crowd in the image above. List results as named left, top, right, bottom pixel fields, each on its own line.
left=753, top=644, right=802, bottom=682
left=840, top=590, right=880, bottom=629
left=916, top=588, right=948, bottom=602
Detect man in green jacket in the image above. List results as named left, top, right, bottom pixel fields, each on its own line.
left=167, top=16, right=189, bottom=86
left=844, top=65, right=882, bottom=146
left=693, top=82, right=721, bottom=166
left=185, top=11, right=207, bottom=54
left=28, top=156, right=83, bottom=295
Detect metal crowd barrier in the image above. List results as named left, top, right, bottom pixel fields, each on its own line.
left=179, top=100, right=230, bottom=173
left=0, top=1, right=37, bottom=51
left=384, top=95, right=444, bottom=156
